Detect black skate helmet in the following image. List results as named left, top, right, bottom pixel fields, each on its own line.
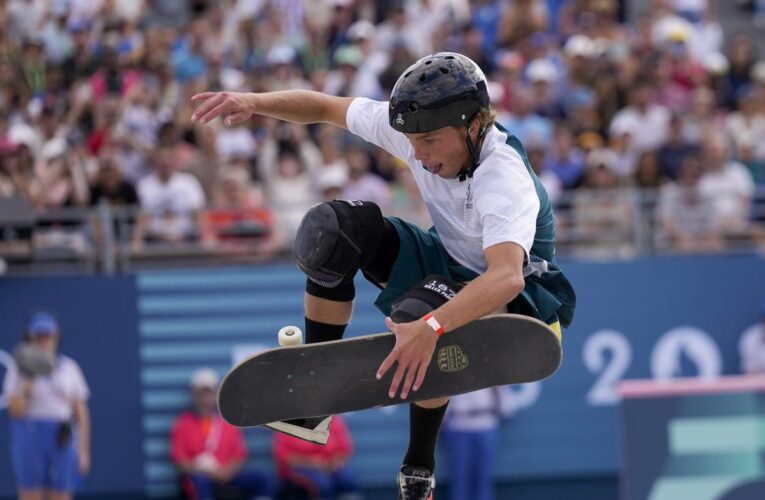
left=389, top=52, right=491, bottom=180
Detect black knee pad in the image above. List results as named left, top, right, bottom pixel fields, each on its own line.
left=295, top=200, right=385, bottom=288
left=390, top=275, right=463, bottom=323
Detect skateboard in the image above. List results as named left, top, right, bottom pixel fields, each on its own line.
left=218, top=314, right=562, bottom=427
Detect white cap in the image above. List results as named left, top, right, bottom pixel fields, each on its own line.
left=527, top=59, right=558, bottom=83
left=316, top=166, right=349, bottom=191
left=586, top=148, right=618, bottom=170
left=220, top=68, right=246, bottom=91
left=703, top=52, right=729, bottom=75
left=266, top=44, right=296, bottom=66
left=348, top=20, right=376, bottom=41
left=190, top=368, right=219, bottom=389
left=751, top=60, right=765, bottom=84
left=8, top=123, right=38, bottom=149
left=564, top=35, right=596, bottom=58
left=41, top=137, right=67, bottom=161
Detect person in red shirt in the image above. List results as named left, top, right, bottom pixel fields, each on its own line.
left=273, top=415, right=361, bottom=499
left=170, top=368, right=274, bottom=500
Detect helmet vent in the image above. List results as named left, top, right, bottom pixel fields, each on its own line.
left=439, top=67, right=449, bottom=74
left=445, top=55, right=455, bottom=59
left=419, top=73, right=427, bottom=82
left=425, top=60, right=432, bottom=65
left=408, top=102, right=419, bottom=112
left=404, top=71, right=412, bottom=78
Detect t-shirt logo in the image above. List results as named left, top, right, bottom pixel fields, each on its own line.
left=395, top=113, right=405, bottom=126
left=465, top=182, right=473, bottom=210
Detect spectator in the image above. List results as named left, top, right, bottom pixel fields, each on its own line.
left=607, top=128, right=639, bottom=181
left=257, top=121, right=322, bottom=248
left=315, top=124, right=350, bottom=182
left=545, top=126, right=585, bottom=190
left=202, top=165, right=273, bottom=249
left=339, top=140, right=391, bottom=210
left=34, top=138, right=90, bottom=210
left=3, top=311, right=91, bottom=500
left=697, top=134, right=756, bottom=239
left=526, top=59, right=564, bottom=120
left=657, top=113, right=700, bottom=180
left=724, top=86, right=765, bottom=166
left=682, top=86, right=725, bottom=145
left=170, top=368, right=274, bottom=500
left=656, top=154, right=723, bottom=252
left=633, top=151, right=665, bottom=189
left=61, top=20, right=98, bottom=87
left=0, top=140, right=18, bottom=196
left=389, top=163, right=431, bottom=229
left=497, top=0, right=549, bottom=48
left=725, top=35, right=757, bottom=107
left=735, top=135, right=765, bottom=187
left=323, top=44, right=383, bottom=100
left=183, top=123, right=224, bottom=201
left=374, top=2, right=431, bottom=58
left=609, top=81, right=671, bottom=154
left=132, top=146, right=206, bottom=250
left=527, top=139, right=562, bottom=206
left=499, top=85, right=554, bottom=146
left=441, top=388, right=515, bottom=500
left=571, top=150, right=634, bottom=256
left=87, top=153, right=139, bottom=246
left=273, top=415, right=361, bottom=500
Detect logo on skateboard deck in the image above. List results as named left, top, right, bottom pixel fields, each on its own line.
left=437, top=345, right=469, bottom=372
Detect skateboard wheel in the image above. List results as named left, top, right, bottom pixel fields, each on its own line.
left=278, top=326, right=303, bottom=346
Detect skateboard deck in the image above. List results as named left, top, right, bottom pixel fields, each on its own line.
left=218, top=314, right=562, bottom=427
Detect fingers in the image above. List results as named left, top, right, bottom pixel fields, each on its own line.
left=190, top=92, right=215, bottom=102
left=191, top=93, right=226, bottom=123
left=413, top=360, right=428, bottom=392
left=388, top=363, right=406, bottom=399
left=400, top=362, right=417, bottom=400
left=225, top=111, right=250, bottom=127
left=376, top=350, right=396, bottom=380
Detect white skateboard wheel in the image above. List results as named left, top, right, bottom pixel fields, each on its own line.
left=278, top=326, right=303, bottom=346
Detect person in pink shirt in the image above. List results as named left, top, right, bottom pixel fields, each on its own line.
left=273, top=416, right=361, bottom=499
left=170, top=368, right=274, bottom=500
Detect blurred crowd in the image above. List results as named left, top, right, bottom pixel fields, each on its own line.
left=0, top=0, right=764, bottom=259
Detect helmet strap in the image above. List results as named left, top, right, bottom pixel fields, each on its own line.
left=458, top=118, right=487, bottom=182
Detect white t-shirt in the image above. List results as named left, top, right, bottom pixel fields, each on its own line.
left=698, top=160, right=756, bottom=230
left=346, top=98, right=540, bottom=274
left=609, top=105, right=670, bottom=153
left=3, top=355, right=89, bottom=421
left=138, top=172, right=206, bottom=239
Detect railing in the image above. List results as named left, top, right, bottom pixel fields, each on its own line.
left=1, top=187, right=764, bottom=275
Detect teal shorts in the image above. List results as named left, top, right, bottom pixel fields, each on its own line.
left=373, top=217, right=479, bottom=316
left=373, top=217, right=574, bottom=329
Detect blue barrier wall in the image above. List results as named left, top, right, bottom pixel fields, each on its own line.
left=1, top=255, right=764, bottom=496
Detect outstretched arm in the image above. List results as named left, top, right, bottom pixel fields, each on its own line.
left=191, top=90, right=355, bottom=130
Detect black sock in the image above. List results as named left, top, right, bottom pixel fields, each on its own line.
left=304, top=317, right=347, bottom=344
left=403, top=402, right=449, bottom=473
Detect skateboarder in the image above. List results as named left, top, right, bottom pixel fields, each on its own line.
left=192, top=52, right=576, bottom=499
